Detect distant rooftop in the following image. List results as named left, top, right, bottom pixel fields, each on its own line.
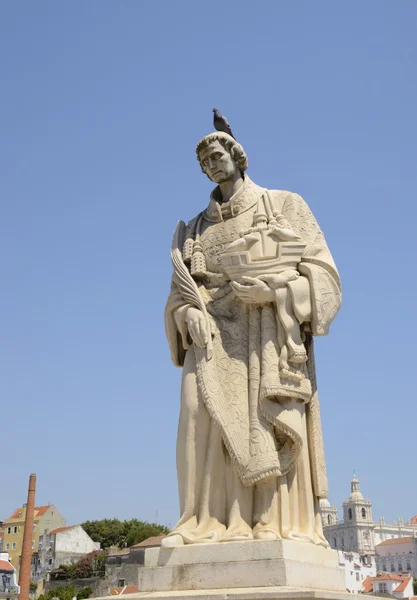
left=6, top=505, right=51, bottom=521
left=130, top=534, right=166, bottom=548
left=376, top=536, right=416, bottom=547
left=49, top=526, right=76, bottom=535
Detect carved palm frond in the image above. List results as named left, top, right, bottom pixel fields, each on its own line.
left=171, top=220, right=213, bottom=360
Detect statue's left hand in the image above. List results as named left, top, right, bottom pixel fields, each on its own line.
left=230, top=277, right=274, bottom=305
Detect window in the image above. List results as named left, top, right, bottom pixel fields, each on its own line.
left=32, top=541, right=35, bottom=549
left=380, top=583, right=387, bottom=594
left=13, top=527, right=18, bottom=534
left=49, top=559, right=52, bottom=566
left=341, top=537, right=345, bottom=549
left=398, top=563, right=402, bottom=571
left=328, top=514, right=331, bottom=525
left=7, top=527, right=11, bottom=534
left=382, top=564, right=387, bottom=572
left=356, top=573, right=360, bottom=581
left=361, top=507, right=366, bottom=518
left=12, top=543, right=16, bottom=550
left=406, top=561, right=411, bottom=571
left=348, top=508, right=352, bottom=520
left=391, top=564, right=395, bottom=572
left=333, top=537, right=337, bottom=548
left=6, top=543, right=10, bottom=550
left=118, top=580, right=125, bottom=588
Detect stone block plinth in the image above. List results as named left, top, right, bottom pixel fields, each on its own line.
left=137, top=540, right=346, bottom=594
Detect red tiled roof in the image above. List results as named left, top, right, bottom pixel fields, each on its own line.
left=375, top=574, right=404, bottom=582
left=394, top=576, right=412, bottom=593
left=0, top=560, right=15, bottom=572
left=409, top=515, right=417, bottom=524
left=376, top=536, right=415, bottom=547
left=49, top=526, right=75, bottom=535
left=131, top=534, right=166, bottom=548
left=362, top=573, right=411, bottom=594
left=362, top=577, right=374, bottom=593
left=8, top=505, right=51, bottom=520
left=109, top=586, right=138, bottom=596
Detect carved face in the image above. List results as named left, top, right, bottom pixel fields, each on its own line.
left=199, top=141, right=240, bottom=183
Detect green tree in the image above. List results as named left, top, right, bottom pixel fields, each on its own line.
left=413, top=578, right=417, bottom=595
left=81, top=519, right=169, bottom=549
left=38, top=585, right=92, bottom=600
left=126, top=523, right=167, bottom=547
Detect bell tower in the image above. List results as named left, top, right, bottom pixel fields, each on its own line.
left=342, top=473, right=375, bottom=553
left=320, top=498, right=339, bottom=528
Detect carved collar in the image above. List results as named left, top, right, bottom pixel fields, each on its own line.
left=203, top=176, right=265, bottom=223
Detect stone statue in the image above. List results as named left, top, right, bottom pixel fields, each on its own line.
left=164, top=129, right=341, bottom=548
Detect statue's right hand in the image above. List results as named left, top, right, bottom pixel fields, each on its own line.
left=185, top=307, right=209, bottom=348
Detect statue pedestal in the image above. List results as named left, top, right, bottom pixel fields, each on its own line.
left=133, top=539, right=347, bottom=598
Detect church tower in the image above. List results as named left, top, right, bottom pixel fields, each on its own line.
left=319, top=498, right=339, bottom=528
left=342, top=473, right=374, bottom=553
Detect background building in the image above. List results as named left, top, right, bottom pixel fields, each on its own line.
left=337, top=550, right=376, bottom=593
left=34, top=525, right=100, bottom=580
left=362, top=573, right=414, bottom=599
left=321, top=474, right=417, bottom=554
left=375, top=537, right=417, bottom=577
left=105, top=534, right=166, bottom=590
left=2, top=504, right=65, bottom=569
left=0, top=552, right=20, bottom=600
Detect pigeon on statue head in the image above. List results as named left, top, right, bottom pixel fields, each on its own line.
left=212, top=108, right=235, bottom=139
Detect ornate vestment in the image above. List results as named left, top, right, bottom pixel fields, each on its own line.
left=165, top=176, right=341, bottom=544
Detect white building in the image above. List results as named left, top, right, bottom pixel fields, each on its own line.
left=0, top=552, right=19, bottom=600
left=34, top=525, right=100, bottom=580
left=375, top=536, right=417, bottom=577
left=337, top=550, right=376, bottom=593
left=363, top=573, right=414, bottom=599
left=321, top=474, right=417, bottom=554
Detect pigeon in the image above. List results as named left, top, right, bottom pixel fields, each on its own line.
left=212, top=108, right=235, bottom=139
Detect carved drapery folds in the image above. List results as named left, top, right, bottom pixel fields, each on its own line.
left=165, top=176, right=341, bottom=544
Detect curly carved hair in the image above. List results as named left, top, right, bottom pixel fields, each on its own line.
left=196, top=132, right=248, bottom=174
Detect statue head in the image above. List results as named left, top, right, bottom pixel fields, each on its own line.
left=196, top=132, right=248, bottom=183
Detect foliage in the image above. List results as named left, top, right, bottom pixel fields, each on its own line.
left=38, top=585, right=92, bottom=600
left=413, top=578, right=417, bottom=595
left=81, top=518, right=169, bottom=550
left=59, top=551, right=107, bottom=579
left=30, top=581, right=38, bottom=592
left=126, top=523, right=168, bottom=547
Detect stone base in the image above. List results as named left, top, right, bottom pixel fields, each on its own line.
left=99, top=589, right=373, bottom=600
left=137, top=540, right=346, bottom=595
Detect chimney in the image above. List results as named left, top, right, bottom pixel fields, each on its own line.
left=19, top=474, right=36, bottom=600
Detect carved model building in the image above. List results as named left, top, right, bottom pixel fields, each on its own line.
left=321, top=474, right=417, bottom=554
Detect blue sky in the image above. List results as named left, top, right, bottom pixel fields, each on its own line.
left=1, top=1, right=416, bottom=530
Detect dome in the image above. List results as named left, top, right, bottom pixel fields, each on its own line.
left=349, top=473, right=364, bottom=502
left=320, top=498, right=331, bottom=509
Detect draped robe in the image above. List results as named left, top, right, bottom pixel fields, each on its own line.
left=165, top=176, right=341, bottom=545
